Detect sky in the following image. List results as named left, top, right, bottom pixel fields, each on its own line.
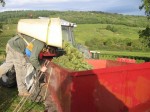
left=0, top=0, right=145, bottom=16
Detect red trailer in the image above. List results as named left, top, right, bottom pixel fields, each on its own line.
left=45, top=59, right=150, bottom=112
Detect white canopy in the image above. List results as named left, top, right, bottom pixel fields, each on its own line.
left=17, top=18, right=62, bottom=48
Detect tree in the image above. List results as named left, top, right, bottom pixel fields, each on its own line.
left=139, top=26, right=150, bottom=47
left=139, top=0, right=150, bottom=48
left=0, top=0, right=5, bottom=7
left=139, top=0, right=150, bottom=19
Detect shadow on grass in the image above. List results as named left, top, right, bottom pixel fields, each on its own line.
left=0, top=85, right=45, bottom=112
left=0, top=85, right=18, bottom=112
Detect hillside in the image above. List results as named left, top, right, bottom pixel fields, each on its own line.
left=0, top=10, right=148, bottom=27
left=74, top=24, right=143, bottom=43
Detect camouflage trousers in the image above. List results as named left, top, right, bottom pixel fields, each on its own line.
left=0, top=44, right=28, bottom=94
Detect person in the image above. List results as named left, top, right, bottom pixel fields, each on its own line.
left=0, top=33, right=47, bottom=96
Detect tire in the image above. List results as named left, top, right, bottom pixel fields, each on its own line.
left=0, top=65, right=16, bottom=88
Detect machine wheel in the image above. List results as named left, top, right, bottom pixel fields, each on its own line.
left=0, top=65, right=16, bottom=88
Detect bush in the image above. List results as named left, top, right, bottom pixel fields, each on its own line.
left=106, top=25, right=117, bottom=32
left=139, top=26, right=150, bottom=48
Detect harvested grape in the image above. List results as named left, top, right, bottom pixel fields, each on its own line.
left=52, top=42, right=93, bottom=71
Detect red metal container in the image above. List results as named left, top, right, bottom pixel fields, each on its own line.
left=45, top=59, right=150, bottom=112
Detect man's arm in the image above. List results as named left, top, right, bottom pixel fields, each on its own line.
left=29, top=40, right=45, bottom=70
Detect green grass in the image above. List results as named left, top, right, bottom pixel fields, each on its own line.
left=100, top=50, right=150, bottom=58
left=0, top=24, right=17, bottom=50
left=74, top=24, right=144, bottom=44
left=1, top=24, right=17, bottom=37
left=95, top=50, right=149, bottom=63
left=0, top=86, right=45, bottom=112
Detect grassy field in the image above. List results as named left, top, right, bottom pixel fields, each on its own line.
left=100, top=50, right=150, bottom=58
left=1, top=24, right=17, bottom=37
left=0, top=24, right=17, bottom=50
left=98, top=50, right=150, bottom=63
left=74, top=24, right=144, bottom=44
left=0, top=23, right=144, bottom=48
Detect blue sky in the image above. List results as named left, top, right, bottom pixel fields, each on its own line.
left=0, top=0, right=145, bottom=15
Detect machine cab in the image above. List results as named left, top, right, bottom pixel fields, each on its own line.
left=37, top=18, right=91, bottom=59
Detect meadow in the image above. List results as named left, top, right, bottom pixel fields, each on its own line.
left=74, top=24, right=143, bottom=44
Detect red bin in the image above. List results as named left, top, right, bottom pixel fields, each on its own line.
left=45, top=59, right=150, bottom=112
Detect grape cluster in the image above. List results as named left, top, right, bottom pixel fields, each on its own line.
left=52, top=42, right=93, bottom=71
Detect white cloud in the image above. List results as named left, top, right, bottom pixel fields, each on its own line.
left=7, top=0, right=92, bottom=6
left=6, top=0, right=66, bottom=6
left=0, top=0, right=144, bottom=15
